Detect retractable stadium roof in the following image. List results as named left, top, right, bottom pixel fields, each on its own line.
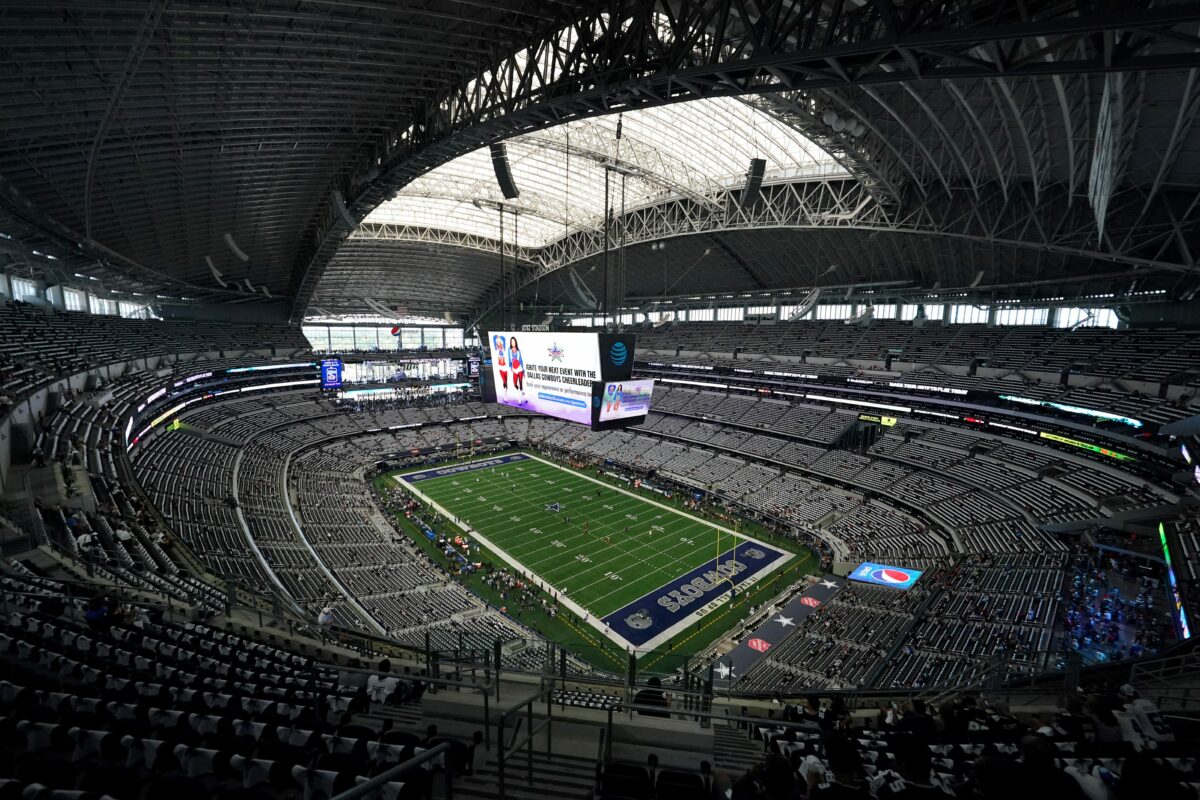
left=3, top=1, right=1200, bottom=321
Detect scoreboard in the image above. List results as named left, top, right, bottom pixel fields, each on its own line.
left=484, top=330, right=652, bottom=429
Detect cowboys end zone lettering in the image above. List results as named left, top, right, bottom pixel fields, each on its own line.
left=401, top=452, right=530, bottom=483
left=602, top=540, right=790, bottom=648
left=849, top=561, right=923, bottom=590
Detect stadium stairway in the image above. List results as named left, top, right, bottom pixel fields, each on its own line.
left=456, top=751, right=597, bottom=800
left=364, top=703, right=425, bottom=729
left=713, top=723, right=766, bottom=774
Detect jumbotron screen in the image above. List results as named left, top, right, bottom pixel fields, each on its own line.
left=598, top=379, right=655, bottom=423
left=485, top=330, right=636, bottom=426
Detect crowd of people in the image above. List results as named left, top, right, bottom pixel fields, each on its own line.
left=691, top=689, right=1186, bottom=800
left=1061, top=548, right=1168, bottom=663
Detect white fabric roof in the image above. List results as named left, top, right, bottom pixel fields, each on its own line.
left=364, top=96, right=846, bottom=247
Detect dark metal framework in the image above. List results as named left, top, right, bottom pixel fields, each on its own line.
left=3, top=1, right=1200, bottom=318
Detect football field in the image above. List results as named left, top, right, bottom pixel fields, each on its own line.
left=395, top=452, right=795, bottom=651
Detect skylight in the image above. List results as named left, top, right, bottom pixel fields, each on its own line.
left=363, top=96, right=845, bottom=248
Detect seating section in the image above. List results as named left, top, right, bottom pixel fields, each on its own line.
left=11, top=312, right=1192, bottom=701
left=0, top=571, right=443, bottom=799
left=636, top=320, right=1200, bottom=393
left=0, top=300, right=305, bottom=403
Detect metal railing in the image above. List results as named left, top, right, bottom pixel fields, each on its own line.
left=330, top=741, right=452, bottom=800
left=496, top=684, right=556, bottom=799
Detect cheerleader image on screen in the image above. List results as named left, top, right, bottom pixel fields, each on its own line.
left=492, top=334, right=508, bottom=399
left=508, top=336, right=526, bottom=401
left=604, top=382, right=623, bottom=413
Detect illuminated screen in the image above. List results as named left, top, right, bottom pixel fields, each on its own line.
left=598, top=379, right=655, bottom=423
left=320, top=358, right=343, bottom=389
left=486, top=330, right=635, bottom=425
left=1159, top=523, right=1192, bottom=639
left=849, top=561, right=923, bottom=590
left=858, top=414, right=897, bottom=427
left=1182, top=443, right=1192, bottom=464
left=1038, top=431, right=1134, bottom=461
left=1000, top=394, right=1143, bottom=428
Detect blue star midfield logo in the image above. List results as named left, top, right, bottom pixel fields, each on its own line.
left=548, top=343, right=565, bottom=362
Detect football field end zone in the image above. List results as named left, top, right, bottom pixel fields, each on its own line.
left=394, top=451, right=794, bottom=654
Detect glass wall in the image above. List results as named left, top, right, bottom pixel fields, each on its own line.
left=1056, top=307, right=1119, bottom=329
left=716, top=306, right=744, bottom=321
left=64, top=288, right=86, bottom=312
left=11, top=277, right=38, bottom=301
left=302, top=324, right=467, bottom=352
left=995, top=307, right=1049, bottom=326
left=949, top=304, right=988, bottom=324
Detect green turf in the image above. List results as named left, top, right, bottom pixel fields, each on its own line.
left=380, top=450, right=819, bottom=674
left=398, top=455, right=783, bottom=620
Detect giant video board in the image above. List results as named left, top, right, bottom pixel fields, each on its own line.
left=485, top=331, right=638, bottom=427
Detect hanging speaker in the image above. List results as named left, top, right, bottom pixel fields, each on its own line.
left=489, top=143, right=520, bottom=199
left=740, top=158, right=766, bottom=207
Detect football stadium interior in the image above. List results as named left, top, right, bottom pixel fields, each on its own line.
left=3, top=2, right=1200, bottom=799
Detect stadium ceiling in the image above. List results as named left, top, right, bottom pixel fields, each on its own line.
left=3, top=2, right=1200, bottom=318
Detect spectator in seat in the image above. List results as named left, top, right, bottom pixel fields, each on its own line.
left=83, top=593, right=111, bottom=631
left=1016, top=734, right=1087, bottom=800
left=634, top=676, right=670, bottom=718
left=805, top=733, right=870, bottom=800
left=896, top=699, right=937, bottom=743
left=873, top=736, right=955, bottom=799
left=734, top=753, right=800, bottom=800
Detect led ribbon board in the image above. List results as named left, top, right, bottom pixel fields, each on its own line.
left=1000, top=394, right=1143, bottom=429
left=849, top=562, right=923, bottom=590
left=1038, top=431, right=1134, bottom=461
left=1159, top=523, right=1192, bottom=640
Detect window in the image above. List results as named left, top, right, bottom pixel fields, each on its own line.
left=327, top=328, right=355, bottom=351
left=995, top=307, right=1048, bottom=326
left=400, top=328, right=422, bottom=350
left=899, top=304, right=945, bottom=321
left=302, top=325, right=330, bottom=351
left=618, top=313, right=634, bottom=325
left=747, top=305, right=776, bottom=316
left=780, top=304, right=812, bottom=320
left=64, top=288, right=86, bottom=312
left=1056, top=307, right=1119, bottom=329
left=118, top=301, right=143, bottom=318
left=950, top=304, right=988, bottom=324
left=569, top=317, right=592, bottom=327
left=11, top=277, right=38, bottom=301
left=422, top=328, right=443, bottom=349
left=716, top=306, right=744, bottom=321
left=873, top=304, right=897, bottom=320
left=88, top=295, right=115, bottom=315
left=444, top=328, right=464, bottom=348
left=350, top=326, right=375, bottom=350
left=816, top=304, right=851, bottom=320
left=688, top=308, right=714, bottom=321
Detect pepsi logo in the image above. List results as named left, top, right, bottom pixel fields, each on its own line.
left=747, top=638, right=771, bottom=653
left=870, top=568, right=913, bottom=584
left=390, top=325, right=402, bottom=336
left=800, top=596, right=821, bottom=608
